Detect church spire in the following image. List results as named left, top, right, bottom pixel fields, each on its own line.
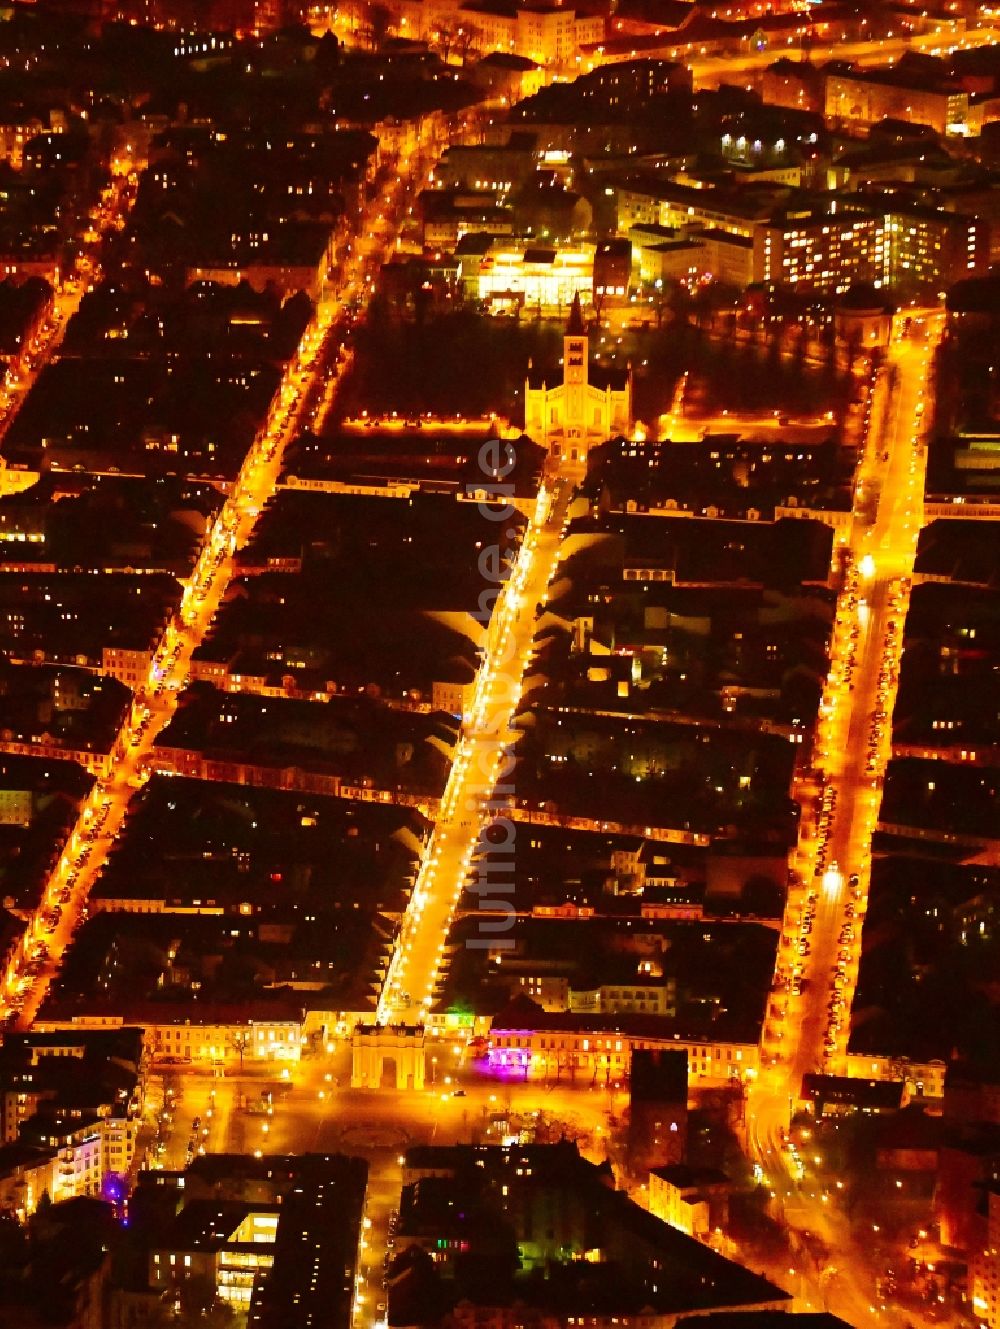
left=566, top=290, right=585, bottom=336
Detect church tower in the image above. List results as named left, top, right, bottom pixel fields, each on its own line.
left=564, top=292, right=588, bottom=387
left=562, top=292, right=588, bottom=455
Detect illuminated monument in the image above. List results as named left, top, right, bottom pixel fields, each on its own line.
left=351, top=1024, right=426, bottom=1090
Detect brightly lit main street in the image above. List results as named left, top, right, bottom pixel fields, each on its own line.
left=746, top=312, right=944, bottom=1325
left=378, top=478, right=573, bottom=1024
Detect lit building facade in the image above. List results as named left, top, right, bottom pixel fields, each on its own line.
left=510, top=973, right=675, bottom=1016
left=141, top=1153, right=367, bottom=1323
left=488, top=1013, right=758, bottom=1087
left=0, top=1146, right=57, bottom=1220
left=102, top=1112, right=140, bottom=1182
left=826, top=69, right=1000, bottom=137
left=148, top=1017, right=302, bottom=1063
left=883, top=207, right=988, bottom=290
left=385, top=0, right=603, bottom=68
left=477, top=244, right=595, bottom=311
left=151, top=1207, right=281, bottom=1309
left=621, top=176, right=988, bottom=294
left=753, top=209, right=985, bottom=293
left=648, top=1164, right=731, bottom=1239
left=845, top=1051, right=948, bottom=1101
left=972, top=1187, right=1000, bottom=1329
left=36, top=1011, right=303, bottom=1063
left=759, top=211, right=883, bottom=293
left=31, top=1119, right=103, bottom=1201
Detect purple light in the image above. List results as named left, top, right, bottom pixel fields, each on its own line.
left=483, top=1052, right=521, bottom=1081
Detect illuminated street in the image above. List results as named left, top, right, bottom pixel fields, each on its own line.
left=747, top=312, right=944, bottom=1322
left=0, top=154, right=139, bottom=468
left=378, top=476, right=571, bottom=1024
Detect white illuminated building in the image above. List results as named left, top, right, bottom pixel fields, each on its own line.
left=477, top=244, right=594, bottom=311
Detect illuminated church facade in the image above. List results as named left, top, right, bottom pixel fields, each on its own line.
left=524, top=294, right=632, bottom=470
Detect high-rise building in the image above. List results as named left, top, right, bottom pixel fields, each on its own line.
left=759, top=210, right=883, bottom=293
